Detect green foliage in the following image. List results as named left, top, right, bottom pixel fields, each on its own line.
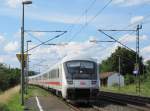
left=102, top=83, right=150, bottom=97
left=6, top=93, right=24, bottom=111
left=100, top=46, right=144, bottom=75
left=28, top=71, right=36, bottom=76
left=0, top=93, right=24, bottom=111
left=0, top=104, right=9, bottom=111
left=124, top=74, right=135, bottom=85
left=25, top=85, right=49, bottom=99
left=146, top=60, right=150, bottom=72
left=112, top=83, right=119, bottom=87
left=0, top=63, right=20, bottom=91
left=100, top=59, right=113, bottom=72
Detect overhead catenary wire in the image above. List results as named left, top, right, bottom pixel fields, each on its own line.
left=98, top=29, right=136, bottom=53
left=26, top=32, right=43, bottom=43
left=119, top=13, right=150, bottom=30
left=26, top=32, right=57, bottom=45
left=24, top=31, right=67, bottom=53
left=25, top=30, right=66, bottom=33
left=96, top=11, right=150, bottom=44
left=65, top=0, right=97, bottom=35
left=68, top=0, right=113, bottom=42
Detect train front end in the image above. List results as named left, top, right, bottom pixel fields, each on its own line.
left=63, top=58, right=100, bottom=102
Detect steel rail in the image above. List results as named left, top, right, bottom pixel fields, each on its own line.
left=99, top=91, right=150, bottom=111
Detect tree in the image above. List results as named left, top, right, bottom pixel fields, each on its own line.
left=100, top=46, right=144, bottom=75
left=28, top=70, right=37, bottom=76
left=0, top=63, right=20, bottom=91
left=146, top=60, right=150, bottom=72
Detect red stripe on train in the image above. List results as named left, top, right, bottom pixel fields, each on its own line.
left=45, top=82, right=62, bottom=86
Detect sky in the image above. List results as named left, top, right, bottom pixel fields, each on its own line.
left=0, top=0, right=150, bottom=72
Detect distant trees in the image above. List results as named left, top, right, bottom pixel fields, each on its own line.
left=0, top=63, right=38, bottom=92
left=0, top=63, right=20, bottom=91
left=145, top=60, right=150, bottom=80
left=146, top=60, right=150, bottom=73
left=28, top=70, right=37, bottom=76
left=100, top=46, right=144, bottom=75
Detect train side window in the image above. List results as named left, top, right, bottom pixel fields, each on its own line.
left=59, top=65, right=62, bottom=78
left=49, top=72, right=50, bottom=79
left=54, top=69, right=56, bottom=78
left=51, top=70, right=53, bottom=78
left=56, top=68, right=59, bottom=78
left=55, top=68, right=59, bottom=78
left=51, top=70, right=54, bottom=78
left=50, top=71, right=52, bottom=78
left=58, top=68, right=59, bottom=78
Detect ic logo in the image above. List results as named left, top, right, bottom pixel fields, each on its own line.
left=80, top=81, right=86, bottom=85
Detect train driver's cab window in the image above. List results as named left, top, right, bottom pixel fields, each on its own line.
left=66, top=61, right=97, bottom=79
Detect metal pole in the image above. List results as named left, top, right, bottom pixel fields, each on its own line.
left=25, top=41, right=28, bottom=94
left=26, top=42, right=28, bottom=94
left=21, top=3, right=24, bottom=105
left=27, top=55, right=30, bottom=92
left=135, top=25, right=138, bottom=93
left=136, top=24, right=142, bottom=94
left=26, top=41, right=31, bottom=94
left=119, top=56, right=121, bottom=90
left=137, top=25, right=140, bottom=94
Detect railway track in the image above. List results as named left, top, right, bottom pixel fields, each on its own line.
left=49, top=91, right=107, bottom=111
left=32, top=85, right=108, bottom=111
left=33, top=86, right=148, bottom=111
left=99, top=91, right=150, bottom=111
left=57, top=97, right=108, bottom=111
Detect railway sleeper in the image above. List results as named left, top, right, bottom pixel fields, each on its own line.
left=100, top=92, right=150, bottom=103
left=101, top=95, right=147, bottom=106
left=99, top=96, right=150, bottom=111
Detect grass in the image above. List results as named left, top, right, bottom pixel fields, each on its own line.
left=0, top=86, right=20, bottom=104
left=25, top=85, right=50, bottom=99
left=101, top=81, right=150, bottom=97
left=0, top=86, right=24, bottom=111
left=24, top=85, right=50, bottom=111
left=0, top=85, right=49, bottom=111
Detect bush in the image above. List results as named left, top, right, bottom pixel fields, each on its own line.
left=112, top=83, right=119, bottom=87
left=0, top=63, right=20, bottom=91
left=0, top=104, right=9, bottom=111
left=125, top=74, right=136, bottom=85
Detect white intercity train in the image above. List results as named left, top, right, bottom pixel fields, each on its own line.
left=29, top=55, right=100, bottom=102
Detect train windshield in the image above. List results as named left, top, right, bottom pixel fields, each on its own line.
left=66, top=61, right=97, bottom=79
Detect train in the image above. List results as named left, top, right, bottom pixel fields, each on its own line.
left=29, top=55, right=100, bottom=103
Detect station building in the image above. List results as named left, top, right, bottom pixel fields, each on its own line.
left=100, top=72, right=124, bottom=87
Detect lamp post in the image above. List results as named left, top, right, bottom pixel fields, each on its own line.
left=25, top=40, right=32, bottom=94
left=21, top=0, right=32, bottom=105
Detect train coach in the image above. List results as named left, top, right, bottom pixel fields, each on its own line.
left=29, top=55, right=100, bottom=103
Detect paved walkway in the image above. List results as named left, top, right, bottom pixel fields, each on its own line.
left=24, top=95, right=72, bottom=111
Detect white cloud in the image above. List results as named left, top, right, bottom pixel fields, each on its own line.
left=6, top=0, right=20, bottom=8
left=29, top=38, right=118, bottom=70
left=119, top=34, right=148, bottom=43
left=0, top=57, right=4, bottom=63
left=4, top=41, right=19, bottom=52
left=0, top=35, right=5, bottom=43
left=141, top=45, right=150, bottom=61
left=130, top=16, right=144, bottom=25
left=0, top=55, right=18, bottom=66
left=27, top=11, right=86, bottom=24
left=141, top=45, right=150, bottom=53
left=6, top=0, right=32, bottom=8
left=32, top=32, right=45, bottom=38
left=14, top=30, right=21, bottom=38
left=30, top=41, right=92, bottom=61
left=113, top=0, right=150, bottom=6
